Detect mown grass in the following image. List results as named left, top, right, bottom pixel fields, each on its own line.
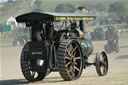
left=120, top=33, right=128, bottom=40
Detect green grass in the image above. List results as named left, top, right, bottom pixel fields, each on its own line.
left=0, top=28, right=26, bottom=46
left=120, top=33, right=128, bottom=40
left=0, top=38, right=13, bottom=45
left=86, top=23, right=128, bottom=32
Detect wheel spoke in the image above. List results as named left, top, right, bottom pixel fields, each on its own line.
left=65, top=56, right=71, bottom=60
left=100, top=54, right=104, bottom=62
left=31, top=71, right=36, bottom=77
left=104, top=62, right=107, bottom=68
left=72, top=65, right=75, bottom=77
left=103, top=67, right=106, bottom=73
left=69, top=65, right=73, bottom=74
left=103, top=62, right=107, bottom=73
left=66, top=48, right=71, bottom=56
left=100, top=66, right=104, bottom=74
left=75, top=56, right=81, bottom=60
left=71, top=46, right=78, bottom=55
left=74, top=57, right=81, bottom=65
left=69, top=43, right=73, bottom=52
left=75, top=66, right=80, bottom=72
left=66, top=61, right=71, bottom=67
left=73, top=52, right=76, bottom=56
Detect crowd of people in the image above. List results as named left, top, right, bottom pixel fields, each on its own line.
left=99, top=15, right=128, bottom=25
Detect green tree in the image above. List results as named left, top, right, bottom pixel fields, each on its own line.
left=108, top=1, right=127, bottom=14
left=33, top=0, right=43, bottom=12
left=94, top=3, right=106, bottom=12
left=55, top=3, right=76, bottom=13
left=34, top=0, right=42, bottom=7
left=83, top=3, right=106, bottom=12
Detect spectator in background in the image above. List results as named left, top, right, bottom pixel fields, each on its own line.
left=105, top=26, right=119, bottom=52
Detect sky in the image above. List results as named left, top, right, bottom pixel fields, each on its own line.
left=0, top=0, right=17, bottom=3
left=0, top=0, right=8, bottom=3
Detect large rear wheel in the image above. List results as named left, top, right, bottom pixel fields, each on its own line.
left=20, top=44, right=46, bottom=82
left=57, top=40, right=83, bottom=81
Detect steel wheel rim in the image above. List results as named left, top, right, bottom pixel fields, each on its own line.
left=99, top=52, right=108, bottom=75
left=64, top=41, right=82, bottom=78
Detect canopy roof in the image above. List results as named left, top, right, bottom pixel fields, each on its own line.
left=16, top=12, right=96, bottom=23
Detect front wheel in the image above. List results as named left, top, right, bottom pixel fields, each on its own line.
left=57, top=40, right=83, bottom=81
left=95, top=51, right=108, bottom=76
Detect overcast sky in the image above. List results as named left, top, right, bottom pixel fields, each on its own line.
left=0, top=0, right=8, bottom=3
left=0, top=0, right=17, bottom=3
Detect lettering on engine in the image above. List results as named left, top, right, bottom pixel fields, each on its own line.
left=32, top=52, right=43, bottom=55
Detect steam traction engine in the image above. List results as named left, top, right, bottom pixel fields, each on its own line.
left=16, top=12, right=108, bottom=82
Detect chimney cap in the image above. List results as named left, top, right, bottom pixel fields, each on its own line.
left=77, top=7, right=86, bottom=10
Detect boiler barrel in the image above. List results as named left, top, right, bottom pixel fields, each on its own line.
left=80, top=40, right=93, bottom=57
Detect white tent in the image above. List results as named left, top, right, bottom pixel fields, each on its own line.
left=6, top=17, right=18, bottom=27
